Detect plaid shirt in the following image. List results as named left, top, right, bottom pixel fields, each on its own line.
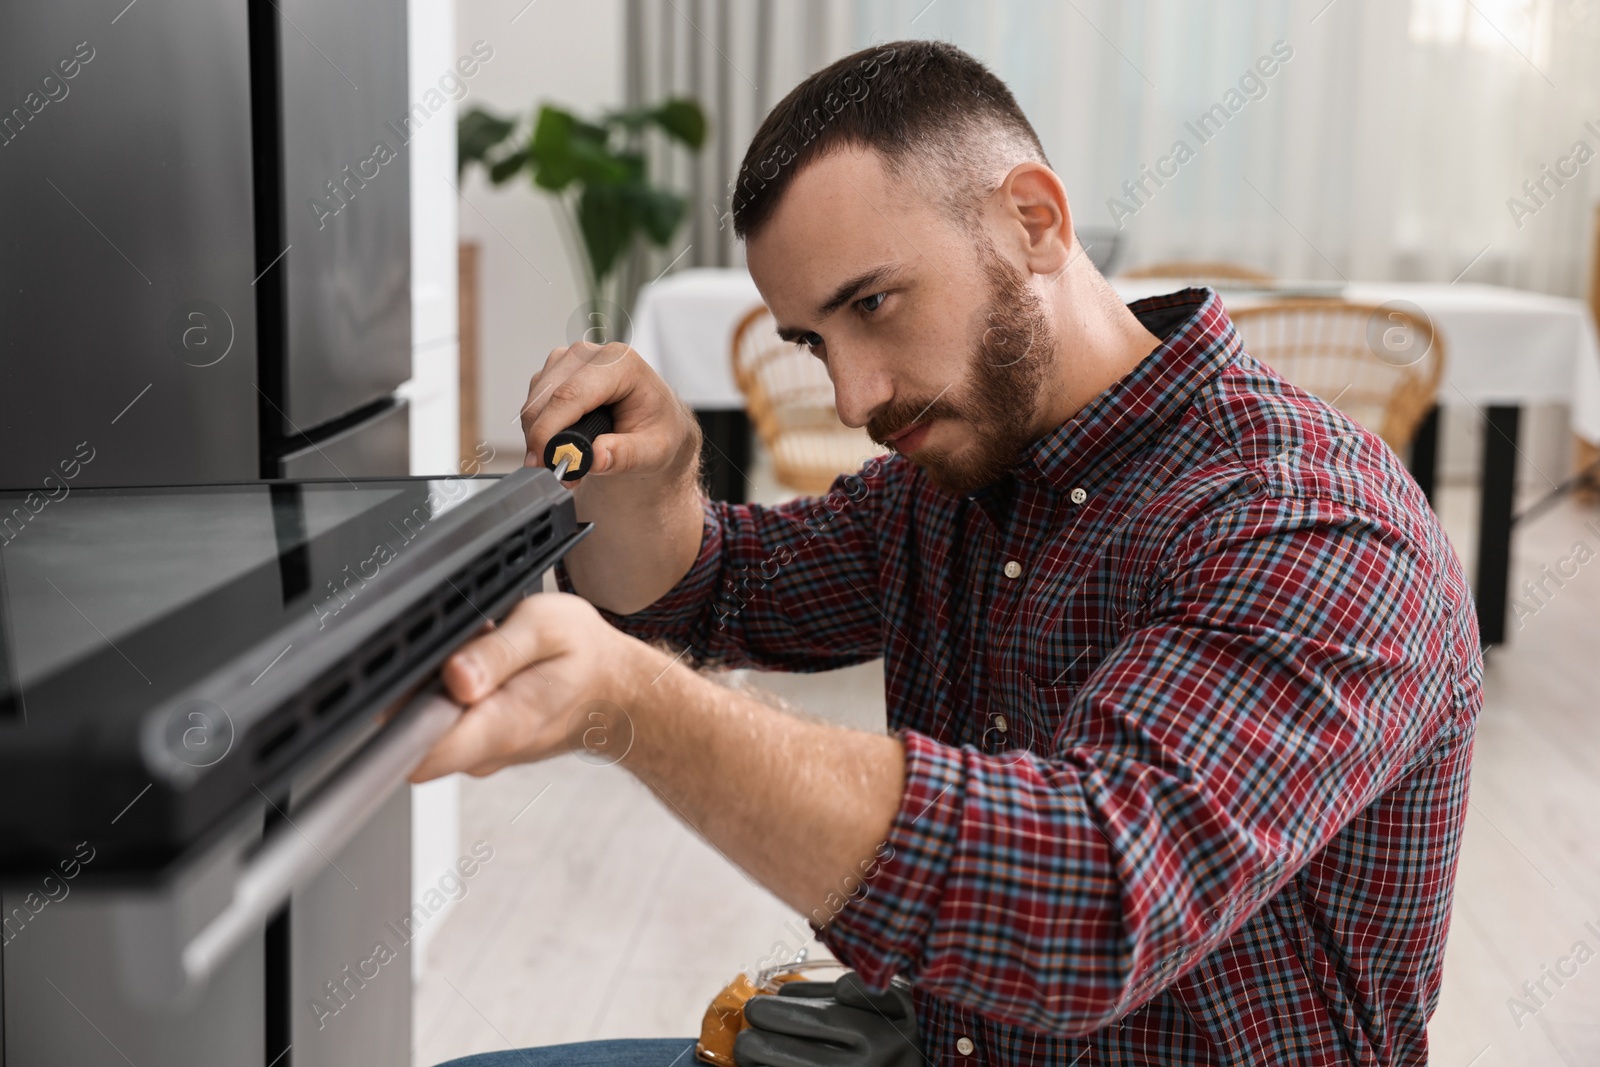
left=559, top=288, right=1482, bottom=1065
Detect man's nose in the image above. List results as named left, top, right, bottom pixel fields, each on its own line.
left=827, top=350, right=893, bottom=430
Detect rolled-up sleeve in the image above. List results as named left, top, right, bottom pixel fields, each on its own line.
left=556, top=459, right=899, bottom=672
left=815, top=494, right=1475, bottom=1035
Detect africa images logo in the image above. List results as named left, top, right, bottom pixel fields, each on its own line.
left=309, top=41, right=496, bottom=230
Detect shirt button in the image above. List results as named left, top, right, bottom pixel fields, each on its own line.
left=1070, top=487, right=1087, bottom=504
left=956, top=1036, right=976, bottom=1056
left=1002, top=560, right=1022, bottom=579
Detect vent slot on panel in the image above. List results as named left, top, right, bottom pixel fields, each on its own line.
left=361, top=645, right=397, bottom=678
left=255, top=719, right=301, bottom=765
left=504, top=532, right=529, bottom=568
left=473, top=559, right=503, bottom=592
left=444, top=587, right=473, bottom=621
left=249, top=513, right=562, bottom=776
left=404, top=610, right=437, bottom=646
left=313, top=678, right=352, bottom=718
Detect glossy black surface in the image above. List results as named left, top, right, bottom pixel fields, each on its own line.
left=277, top=0, right=412, bottom=433
left=0, top=479, right=455, bottom=707
left=0, top=2, right=261, bottom=487
left=0, top=471, right=582, bottom=877
left=278, top=398, right=410, bottom=478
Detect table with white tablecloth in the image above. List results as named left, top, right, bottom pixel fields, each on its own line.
left=626, top=269, right=765, bottom=502
left=625, top=267, right=1600, bottom=646
left=627, top=269, right=764, bottom=410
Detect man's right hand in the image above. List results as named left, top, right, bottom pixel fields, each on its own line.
left=519, top=340, right=708, bottom=616
left=519, top=340, right=700, bottom=483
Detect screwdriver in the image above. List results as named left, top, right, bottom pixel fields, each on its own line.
left=543, top=404, right=615, bottom=484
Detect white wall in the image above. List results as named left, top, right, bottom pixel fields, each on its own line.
left=407, top=0, right=626, bottom=980
left=406, top=0, right=463, bottom=982
left=405, top=0, right=462, bottom=479
left=455, top=0, right=626, bottom=458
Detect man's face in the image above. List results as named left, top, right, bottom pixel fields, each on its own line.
left=745, top=147, right=1057, bottom=494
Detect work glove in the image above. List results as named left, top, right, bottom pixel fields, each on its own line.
left=733, top=971, right=920, bottom=1067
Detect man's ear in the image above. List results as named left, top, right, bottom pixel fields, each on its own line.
left=995, top=162, right=1073, bottom=276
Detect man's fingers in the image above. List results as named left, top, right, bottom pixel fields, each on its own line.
left=593, top=407, right=695, bottom=478
left=520, top=346, right=598, bottom=446
left=519, top=347, right=584, bottom=433
left=591, top=427, right=633, bottom=476
left=407, top=592, right=620, bottom=784
left=519, top=343, right=695, bottom=481
left=525, top=381, right=612, bottom=463
left=522, top=345, right=627, bottom=456
left=441, top=598, right=560, bottom=705
left=409, top=670, right=573, bottom=782
left=407, top=698, right=505, bottom=782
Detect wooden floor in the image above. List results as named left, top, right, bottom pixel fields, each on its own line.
left=415, top=464, right=1600, bottom=1066
left=1426, top=485, right=1600, bottom=1067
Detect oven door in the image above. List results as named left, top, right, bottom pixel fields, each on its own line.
left=0, top=690, right=456, bottom=1067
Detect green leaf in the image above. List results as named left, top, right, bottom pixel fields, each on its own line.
left=577, top=184, right=637, bottom=285
left=531, top=105, right=630, bottom=191
left=602, top=100, right=706, bottom=149
left=613, top=151, right=647, bottom=183
left=487, top=149, right=528, bottom=184
left=573, top=116, right=611, bottom=143
left=464, top=95, right=705, bottom=291
left=530, top=106, right=581, bottom=190
left=602, top=105, right=654, bottom=132
left=650, top=98, right=707, bottom=148
left=571, top=134, right=632, bottom=186
left=457, top=108, right=517, bottom=176
left=624, top=185, right=686, bottom=246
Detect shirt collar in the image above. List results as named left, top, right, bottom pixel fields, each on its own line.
left=1008, top=287, right=1241, bottom=493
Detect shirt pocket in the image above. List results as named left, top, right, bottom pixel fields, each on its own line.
left=989, top=671, right=1086, bottom=759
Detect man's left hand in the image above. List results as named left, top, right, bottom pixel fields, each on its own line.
left=408, top=592, right=654, bottom=782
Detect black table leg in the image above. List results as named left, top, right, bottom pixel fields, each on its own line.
left=694, top=408, right=751, bottom=504
left=1475, top=405, right=1521, bottom=648
left=1408, top=405, right=1440, bottom=508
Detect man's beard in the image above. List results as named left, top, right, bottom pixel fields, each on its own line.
left=867, top=242, right=1055, bottom=494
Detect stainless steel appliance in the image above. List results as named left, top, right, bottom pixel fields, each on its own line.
left=0, top=471, right=586, bottom=1066
left=0, top=1, right=464, bottom=1064
left=0, top=0, right=411, bottom=486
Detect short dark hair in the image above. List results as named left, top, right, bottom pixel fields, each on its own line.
left=731, top=40, right=1050, bottom=242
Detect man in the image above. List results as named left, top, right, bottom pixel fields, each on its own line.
left=415, top=40, right=1481, bottom=1067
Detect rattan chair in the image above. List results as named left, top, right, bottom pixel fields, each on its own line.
left=1229, top=300, right=1445, bottom=454
left=730, top=305, right=889, bottom=494
left=1119, top=261, right=1275, bottom=287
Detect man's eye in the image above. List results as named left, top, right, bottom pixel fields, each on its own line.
left=800, top=332, right=823, bottom=351
left=858, top=292, right=886, bottom=313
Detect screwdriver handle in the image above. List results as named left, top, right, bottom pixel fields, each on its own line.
left=543, top=404, right=615, bottom=482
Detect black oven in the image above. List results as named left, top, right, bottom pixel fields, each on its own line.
left=0, top=468, right=585, bottom=1066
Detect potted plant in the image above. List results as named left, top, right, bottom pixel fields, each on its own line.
left=458, top=97, right=707, bottom=338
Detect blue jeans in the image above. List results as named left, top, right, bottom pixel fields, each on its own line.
left=433, top=1038, right=700, bottom=1067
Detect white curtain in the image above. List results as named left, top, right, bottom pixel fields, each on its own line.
left=630, top=0, right=1600, bottom=296
left=622, top=0, right=857, bottom=284
left=847, top=0, right=1600, bottom=296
